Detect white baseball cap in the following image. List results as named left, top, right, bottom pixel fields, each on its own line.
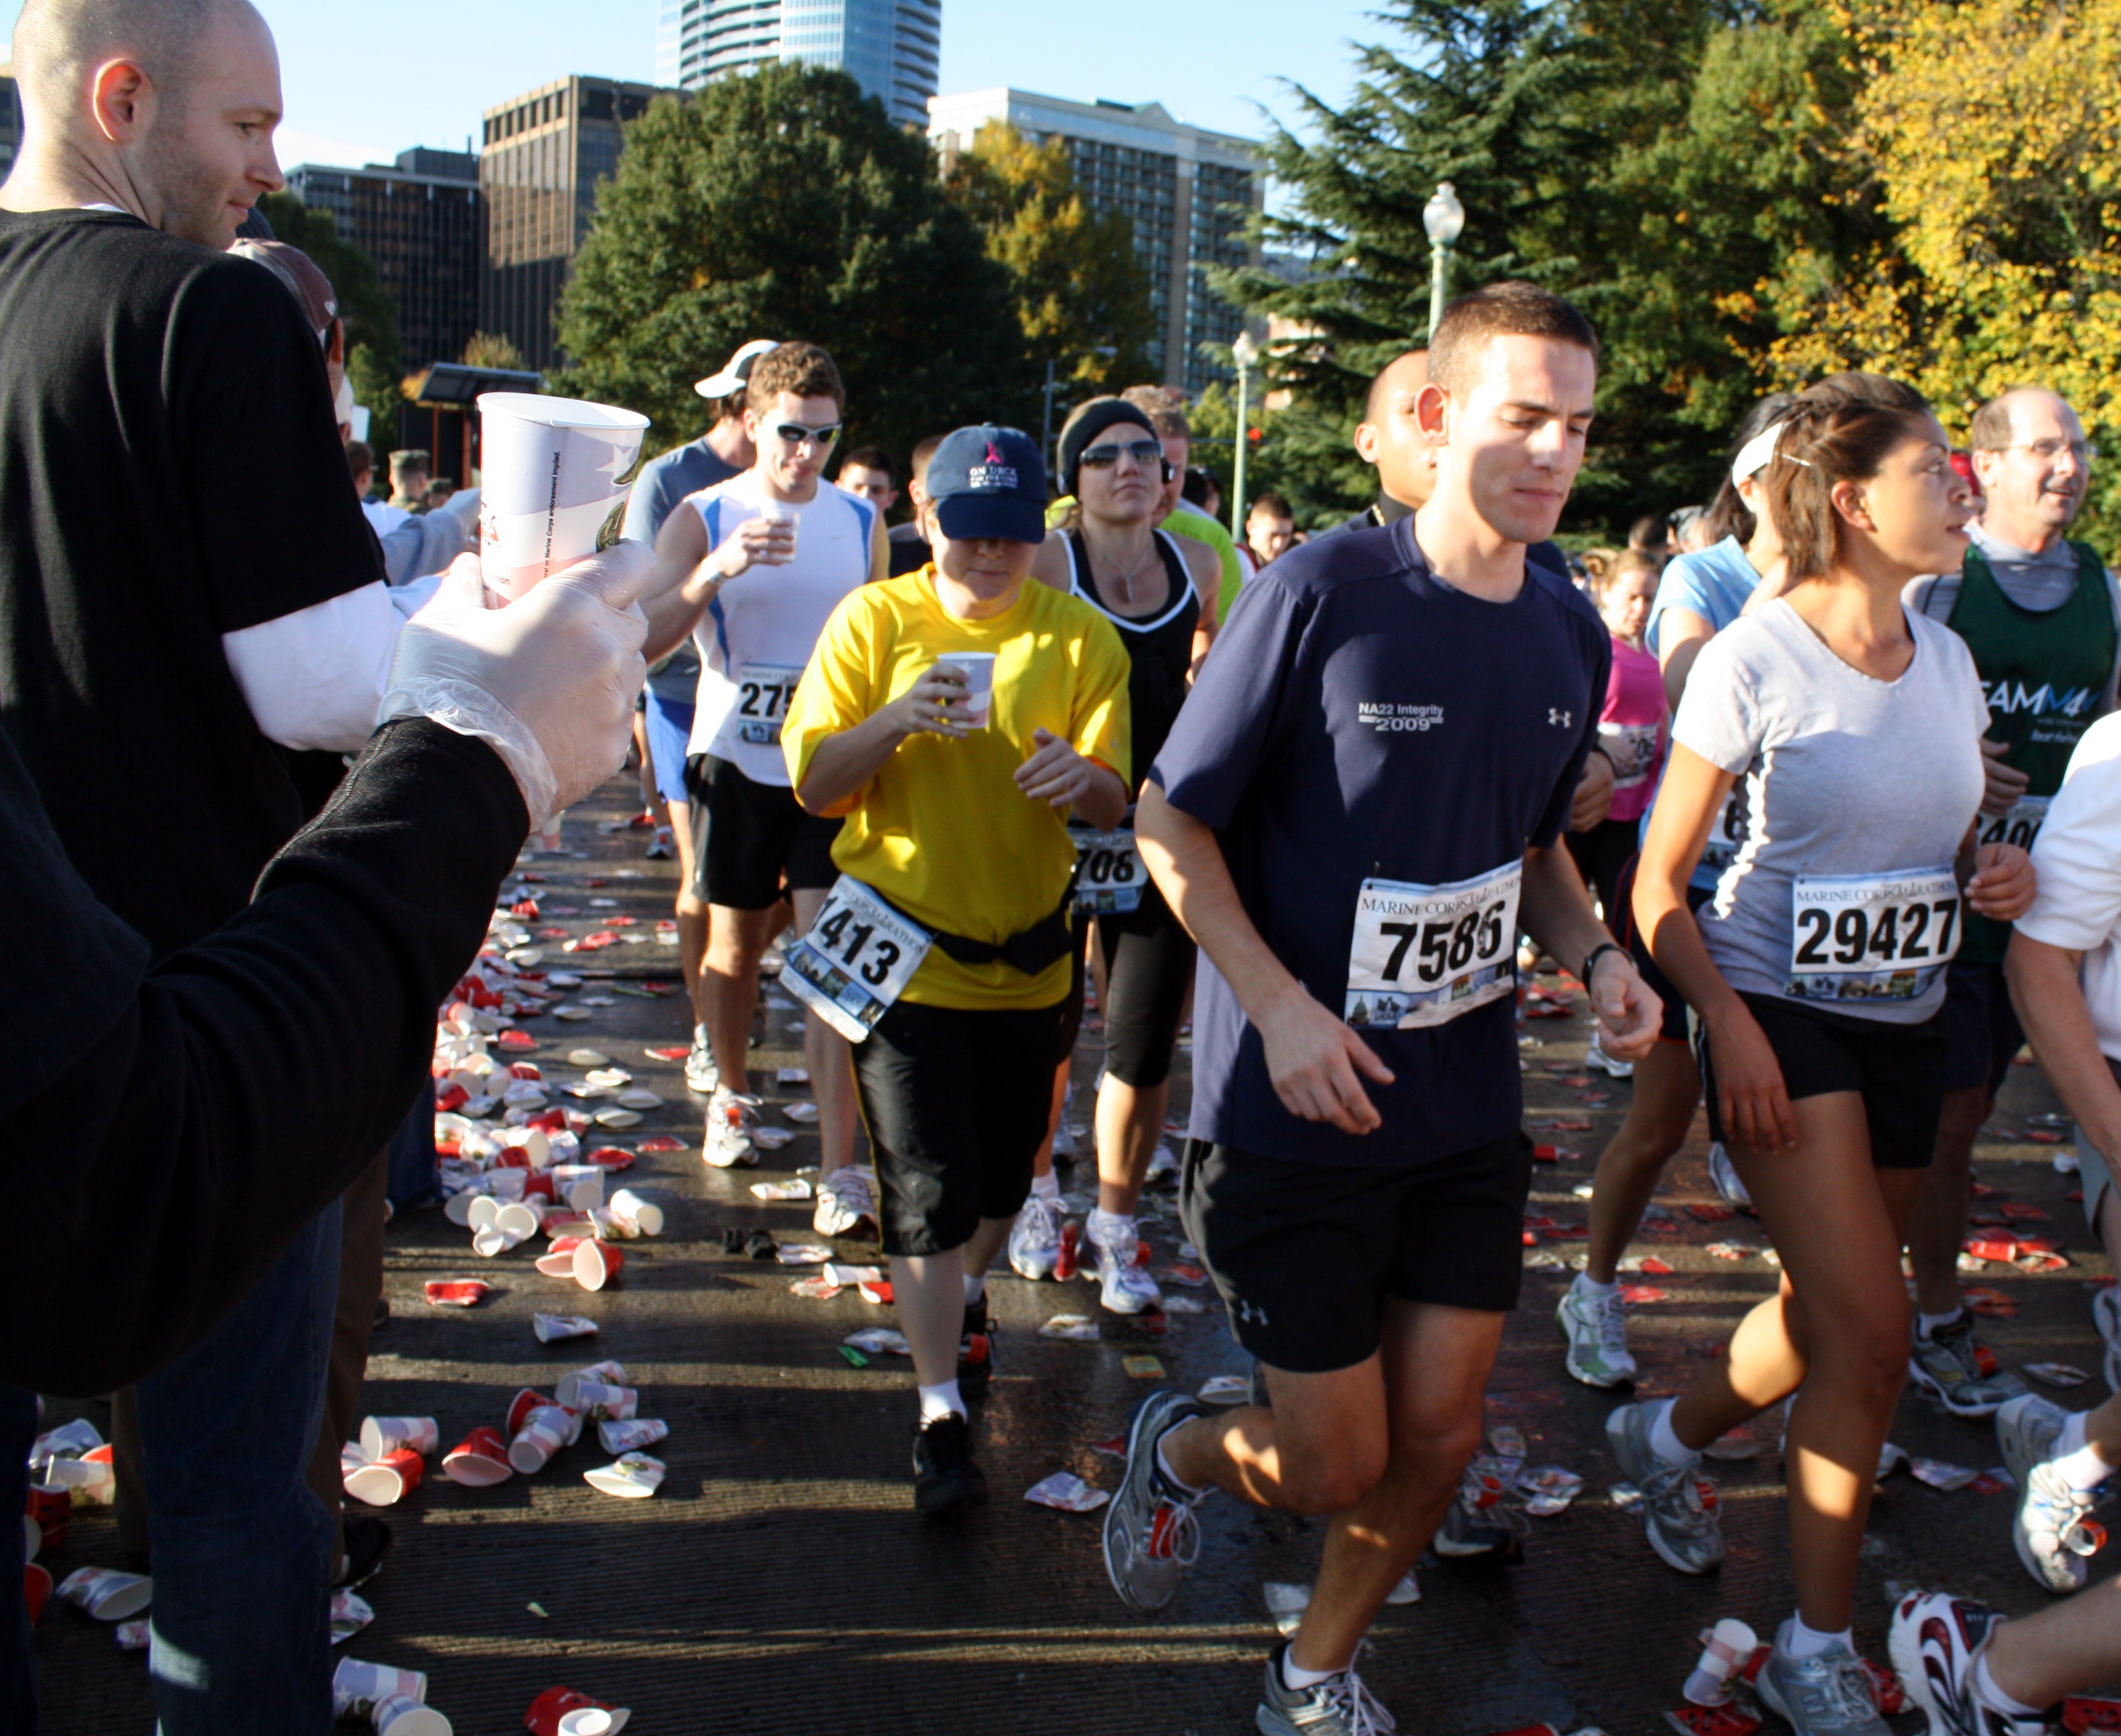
left=694, top=339, right=782, bottom=400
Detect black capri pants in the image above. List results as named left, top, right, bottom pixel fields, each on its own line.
left=1054, top=879, right=1197, bottom=1087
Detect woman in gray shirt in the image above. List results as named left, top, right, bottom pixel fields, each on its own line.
left=1612, top=374, right=2038, bottom=1734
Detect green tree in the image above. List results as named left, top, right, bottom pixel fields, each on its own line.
left=344, top=343, right=398, bottom=447
left=462, top=331, right=529, bottom=372
left=943, top=123, right=1156, bottom=399
left=555, top=64, right=1033, bottom=465
left=257, top=190, right=404, bottom=441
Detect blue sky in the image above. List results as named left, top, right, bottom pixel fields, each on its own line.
left=0, top=1, right=1385, bottom=171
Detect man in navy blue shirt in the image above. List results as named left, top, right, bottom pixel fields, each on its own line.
left=1102, top=283, right=1663, bottom=1734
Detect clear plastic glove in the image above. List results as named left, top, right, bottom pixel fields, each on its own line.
left=376, top=545, right=650, bottom=828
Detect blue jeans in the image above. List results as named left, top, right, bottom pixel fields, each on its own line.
left=0, top=1384, right=38, bottom=1733
left=140, top=1203, right=340, bottom=1736
left=386, top=1077, right=439, bottom=1212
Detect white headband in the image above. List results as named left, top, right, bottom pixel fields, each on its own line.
left=1730, top=421, right=1787, bottom=486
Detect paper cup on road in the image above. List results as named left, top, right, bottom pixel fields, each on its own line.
left=471, top=1223, right=525, bottom=1258
left=443, top=1186, right=490, bottom=1227
left=56, top=1565, right=152, bottom=1621
left=23, top=1563, right=51, bottom=1625
left=583, top=1452, right=664, bottom=1500
left=489, top=1165, right=530, bottom=1200
left=596, top=1417, right=668, bottom=1455
left=1684, top=1617, right=1759, bottom=1707
left=573, top=1240, right=624, bottom=1292
left=344, top=1447, right=425, bottom=1508
left=532, top=1313, right=599, bottom=1344
left=553, top=1165, right=604, bottom=1212
left=536, top=1239, right=586, bottom=1276
left=360, top=1417, right=439, bottom=1459
left=465, top=1194, right=503, bottom=1232
left=525, top=1687, right=632, bottom=1736
left=554, top=1362, right=628, bottom=1409
left=506, top=1388, right=553, bottom=1437
left=373, top=1690, right=451, bottom=1736
left=568, top=1382, right=638, bottom=1421
left=25, top=1482, right=69, bottom=1551
left=443, top=1427, right=514, bottom=1488
left=333, top=1656, right=429, bottom=1719
left=942, top=652, right=996, bottom=728
left=508, top=1406, right=575, bottom=1475
left=496, top=1198, right=547, bottom=1240
left=476, top=393, right=648, bottom=601
left=607, top=1188, right=663, bottom=1238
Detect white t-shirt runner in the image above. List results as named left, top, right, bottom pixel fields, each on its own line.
left=685, top=474, right=875, bottom=786
left=1672, top=599, right=1989, bottom=1023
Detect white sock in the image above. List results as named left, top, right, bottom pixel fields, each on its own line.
left=962, top=1273, right=986, bottom=1307
left=1785, top=1615, right=1850, bottom=1660
left=1648, top=1398, right=1697, bottom=1467
left=1031, top=1168, right=1061, bottom=1201
left=918, top=1380, right=964, bottom=1423
left=1155, top=1433, right=1208, bottom=1498
left=2049, top=1412, right=2114, bottom=1494
left=1918, top=1308, right=1965, bottom=1340
left=1575, top=1272, right=1619, bottom=1301
left=1281, top=1650, right=1339, bottom=1692
left=1972, top=1648, right=2044, bottom=1717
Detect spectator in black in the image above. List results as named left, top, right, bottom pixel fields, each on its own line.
left=888, top=433, right=946, bottom=577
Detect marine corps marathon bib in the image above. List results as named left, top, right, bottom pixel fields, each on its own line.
left=1344, top=859, right=1522, bottom=1031
left=1786, top=867, right=1960, bottom=1005
left=782, top=877, right=934, bottom=1043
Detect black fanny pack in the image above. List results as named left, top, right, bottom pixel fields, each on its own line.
left=878, top=860, right=1082, bottom=978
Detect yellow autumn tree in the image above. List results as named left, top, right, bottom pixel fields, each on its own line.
left=1760, top=0, right=2121, bottom=537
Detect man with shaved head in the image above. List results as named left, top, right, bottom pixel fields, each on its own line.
left=1899, top=385, right=2121, bottom=1417
left=1335, top=348, right=1439, bottom=532
left=0, top=1, right=413, bottom=1729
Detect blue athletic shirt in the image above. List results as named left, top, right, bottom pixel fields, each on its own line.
left=1150, top=515, right=1610, bottom=1167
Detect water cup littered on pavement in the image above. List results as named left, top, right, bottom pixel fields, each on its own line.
left=496, top=1199, right=547, bottom=1240
left=552, top=1165, right=604, bottom=1212
left=1684, top=1617, right=1760, bottom=1707
left=442, top=1427, right=514, bottom=1488
left=23, top=1563, right=51, bottom=1625
left=568, top=1382, right=638, bottom=1421
left=344, top=1448, right=425, bottom=1509
left=25, top=1483, right=68, bottom=1551
left=573, top=1240, right=624, bottom=1291
left=360, top=1417, right=440, bottom=1459
left=509, top=1406, right=576, bottom=1475
left=605, top=1189, right=664, bottom=1239
left=533, top=1314, right=599, bottom=1344
left=333, top=1656, right=429, bottom=1720
left=583, top=1452, right=664, bottom=1500
left=55, top=1566, right=152, bottom=1621
left=525, top=1685, right=632, bottom=1736
left=554, top=1362, right=627, bottom=1408
left=471, top=1222, right=526, bottom=1258
left=536, top=1238, right=586, bottom=1277
left=372, top=1689, right=452, bottom=1736
left=596, top=1417, right=668, bottom=1455
left=943, top=652, right=997, bottom=728
left=476, top=393, right=648, bottom=601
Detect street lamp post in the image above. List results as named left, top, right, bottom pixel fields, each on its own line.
left=1423, top=181, right=1465, bottom=341
left=1230, top=328, right=1260, bottom=543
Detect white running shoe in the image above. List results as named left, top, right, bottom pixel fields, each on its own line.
left=812, top=1167, right=876, bottom=1239
left=1708, top=1141, right=1752, bottom=1212
left=1088, top=1212, right=1162, bottom=1315
left=1584, top=1030, right=1634, bottom=1080
left=702, top=1090, right=760, bottom=1168
left=1146, top=1142, right=1181, bottom=1181
left=683, top=1025, right=718, bottom=1096
left=1009, top=1192, right=1064, bottom=1280
left=1556, top=1280, right=1637, bottom=1388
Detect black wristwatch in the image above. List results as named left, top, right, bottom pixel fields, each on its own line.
left=1581, top=941, right=1626, bottom=989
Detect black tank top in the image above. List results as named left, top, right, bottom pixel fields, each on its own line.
left=1066, top=528, right=1199, bottom=785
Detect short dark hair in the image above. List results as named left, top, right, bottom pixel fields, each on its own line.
left=346, top=440, right=373, bottom=478
left=1627, top=513, right=1669, bottom=552
left=909, top=435, right=945, bottom=487
left=1249, top=492, right=1293, bottom=521
left=1765, top=371, right=1935, bottom=583
left=1181, top=466, right=1218, bottom=509
left=1121, top=384, right=1189, bottom=444
left=390, top=448, right=429, bottom=478
left=746, top=341, right=846, bottom=416
left=838, top=445, right=895, bottom=485
left=1427, top=281, right=1599, bottom=397
left=1363, top=349, right=1429, bottom=423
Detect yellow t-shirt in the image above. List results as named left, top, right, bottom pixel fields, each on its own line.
left=782, top=567, right=1132, bottom=1011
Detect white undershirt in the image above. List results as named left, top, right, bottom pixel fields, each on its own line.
left=220, top=581, right=405, bottom=754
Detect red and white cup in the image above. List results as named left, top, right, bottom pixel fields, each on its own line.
left=508, top=1406, right=575, bottom=1475
left=573, top=1240, right=624, bottom=1292
left=522, top=1171, right=558, bottom=1203
left=506, top=1389, right=551, bottom=1437
left=25, top=1482, right=69, bottom=1552
left=360, top=1417, right=439, bottom=1459
left=23, top=1563, right=52, bottom=1625
left=333, top=1656, right=429, bottom=1718
left=476, top=392, right=648, bottom=601
left=524, top=1686, right=632, bottom=1736
left=56, top=1565, right=153, bottom=1621
left=423, top=1279, right=491, bottom=1309
left=567, top=1382, right=638, bottom=1421
left=554, top=1362, right=628, bottom=1408
left=606, top=1189, right=664, bottom=1238
left=535, top=1238, right=585, bottom=1277
left=372, top=1688, right=452, bottom=1735
left=344, top=1448, right=425, bottom=1509
left=442, top=1427, right=514, bottom=1488
left=1684, top=1617, right=1761, bottom=1707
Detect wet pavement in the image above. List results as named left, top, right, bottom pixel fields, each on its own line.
left=30, top=781, right=2120, bottom=1734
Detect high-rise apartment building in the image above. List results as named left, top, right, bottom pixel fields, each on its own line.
left=928, top=88, right=1266, bottom=398
left=285, top=148, right=482, bottom=371
left=660, top=1, right=941, bottom=130
left=478, top=76, right=678, bottom=373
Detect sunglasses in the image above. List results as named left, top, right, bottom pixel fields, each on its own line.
left=773, top=422, right=841, bottom=450
left=1080, top=439, right=1164, bottom=469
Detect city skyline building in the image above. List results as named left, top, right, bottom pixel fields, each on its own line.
left=285, top=148, right=482, bottom=373
left=927, top=87, right=1266, bottom=398
left=661, top=1, right=941, bottom=129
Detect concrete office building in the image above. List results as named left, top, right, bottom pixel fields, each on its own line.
left=928, top=88, right=1266, bottom=398
left=285, top=149, right=482, bottom=373
left=659, top=0, right=941, bottom=129
left=478, top=75, right=679, bottom=373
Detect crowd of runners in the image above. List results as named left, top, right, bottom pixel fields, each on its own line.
left=11, top=2, right=2121, bottom=1735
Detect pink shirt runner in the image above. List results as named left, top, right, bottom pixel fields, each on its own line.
left=1599, top=636, right=1668, bottom=824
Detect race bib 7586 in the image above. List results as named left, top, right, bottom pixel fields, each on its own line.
left=1345, top=860, right=1522, bottom=1031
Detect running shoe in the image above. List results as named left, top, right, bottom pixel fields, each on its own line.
left=1008, top=1192, right=1064, bottom=1280
left=1605, top=1401, right=1725, bottom=1575
left=1757, top=1620, right=1888, bottom=1735
left=1909, top=1312, right=2027, bottom=1418
left=1708, top=1141, right=1753, bottom=1212
left=683, top=1026, right=719, bottom=1096
left=1556, top=1281, right=1636, bottom=1388
left=958, top=1296, right=997, bottom=1400
left=1431, top=1465, right=1526, bottom=1559
left=1256, top=1642, right=1398, bottom=1736
left=1103, top=1390, right=1209, bottom=1613
left=1051, top=1122, right=1076, bottom=1159
left=1147, top=1141, right=1181, bottom=1182
left=2094, top=1284, right=2121, bottom=1394
left=702, top=1090, right=760, bottom=1168
left=646, top=824, right=674, bottom=860
left=1584, top=1030, right=1634, bottom=1080
left=911, top=1412, right=985, bottom=1516
left=812, top=1167, right=876, bottom=1239
left=1087, top=1212, right=1163, bottom=1315
left=1889, top=1591, right=2045, bottom=1736
left=1996, top=1393, right=2103, bottom=1593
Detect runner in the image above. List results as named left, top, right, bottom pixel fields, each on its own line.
left=1109, top=283, right=1661, bottom=1733
left=1566, top=548, right=1666, bottom=954
left=1118, top=386, right=1247, bottom=623
left=1620, top=372, right=2035, bottom=1733
left=1015, top=397, right=1220, bottom=1314
left=641, top=342, right=885, bottom=1240
left=1900, top=386, right=2119, bottom=1419
left=781, top=424, right=1130, bottom=1514
left=1892, top=1572, right=2121, bottom=1736
left=1557, top=396, right=1790, bottom=1390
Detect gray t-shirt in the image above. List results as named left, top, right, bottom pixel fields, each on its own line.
left=1674, top=599, right=1990, bottom=1022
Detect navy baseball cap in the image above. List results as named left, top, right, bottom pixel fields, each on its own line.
left=927, top=425, right=1048, bottom=545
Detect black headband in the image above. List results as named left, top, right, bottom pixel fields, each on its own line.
left=1058, top=398, right=1163, bottom=496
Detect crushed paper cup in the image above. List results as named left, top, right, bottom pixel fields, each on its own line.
left=845, top=1328, right=910, bottom=1357
left=23, top=1563, right=50, bottom=1626
left=344, top=1447, right=425, bottom=1508
left=1024, top=1471, right=1108, bottom=1512
left=606, top=1189, right=664, bottom=1237
left=331, top=1588, right=376, bottom=1644
left=1518, top=1465, right=1585, bottom=1516
left=56, top=1565, right=152, bottom=1621
left=525, top=1686, right=633, bottom=1736
left=750, top=1179, right=813, bottom=1201
left=443, top=1427, right=514, bottom=1488
left=593, top=1108, right=642, bottom=1130
left=751, top=1126, right=796, bottom=1152
left=1197, top=1375, right=1250, bottom=1406
left=596, top=1417, right=668, bottom=1454
left=115, top=1618, right=148, bottom=1651
left=583, top=1452, right=664, bottom=1499
left=1041, top=1314, right=1099, bottom=1341
left=566, top=1048, right=611, bottom=1067
left=776, top=1243, right=832, bottom=1265
left=823, top=1262, right=881, bottom=1288
left=1911, top=1457, right=1980, bottom=1491
left=534, top=1314, right=599, bottom=1344
left=509, top=1406, right=575, bottom=1475
left=476, top=392, right=646, bottom=601
left=573, top=1240, right=624, bottom=1291
left=373, top=1690, right=451, bottom=1736
left=334, top=1656, right=429, bottom=1719
left=2028, top=1362, right=2093, bottom=1388
left=471, top=1224, right=527, bottom=1258
left=360, top=1417, right=440, bottom=1459
left=614, top=1088, right=662, bottom=1110
left=782, top=1100, right=820, bottom=1125
left=423, top=1279, right=491, bottom=1308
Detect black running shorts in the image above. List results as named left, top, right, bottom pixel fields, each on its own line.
left=1696, top=991, right=1947, bottom=1169
left=853, top=999, right=1066, bottom=1256
left=1179, top=1133, right=1534, bottom=1375
left=686, top=753, right=842, bottom=912
left=1938, top=961, right=2025, bottom=1099
left=1613, top=853, right=1710, bottom=1045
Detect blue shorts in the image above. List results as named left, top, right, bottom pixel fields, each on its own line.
left=643, top=691, right=696, bottom=807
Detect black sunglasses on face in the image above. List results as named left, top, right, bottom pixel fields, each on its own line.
left=774, top=423, right=841, bottom=449
left=1080, top=439, right=1164, bottom=469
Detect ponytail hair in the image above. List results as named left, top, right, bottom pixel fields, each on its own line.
left=1700, top=392, right=1798, bottom=548
left=1763, top=372, right=1933, bottom=583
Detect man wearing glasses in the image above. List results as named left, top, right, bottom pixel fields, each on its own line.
left=644, top=342, right=888, bottom=1230
left=1900, top=385, right=2121, bottom=1417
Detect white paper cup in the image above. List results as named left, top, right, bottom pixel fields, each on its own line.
left=476, top=393, right=648, bottom=601
left=374, top=1690, right=452, bottom=1736
left=443, top=1185, right=490, bottom=1227
left=607, top=1188, right=664, bottom=1237
left=359, top=1417, right=440, bottom=1459
left=56, top=1566, right=152, bottom=1621
left=755, top=496, right=799, bottom=561
left=1684, top=1617, right=1759, bottom=1706
left=471, top=1223, right=524, bottom=1258
left=569, top=1381, right=638, bottom=1421
left=555, top=1362, right=628, bottom=1408
left=465, top=1194, right=503, bottom=1232
left=555, top=1165, right=605, bottom=1213
left=942, top=653, right=996, bottom=728
left=333, top=1656, right=428, bottom=1718
left=508, top=1406, right=573, bottom=1475
left=488, top=1167, right=530, bottom=1201
left=495, top=1199, right=547, bottom=1240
